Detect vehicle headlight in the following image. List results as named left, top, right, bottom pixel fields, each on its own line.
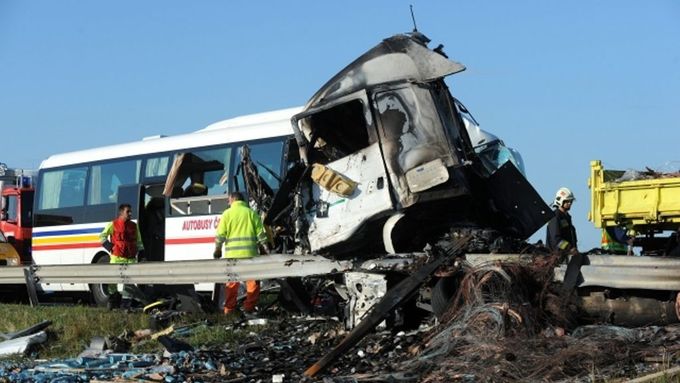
left=6, top=257, right=20, bottom=266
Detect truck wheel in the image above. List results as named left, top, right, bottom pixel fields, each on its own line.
left=432, top=276, right=459, bottom=319
left=89, top=254, right=111, bottom=307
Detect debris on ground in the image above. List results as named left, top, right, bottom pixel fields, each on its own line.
left=4, top=256, right=680, bottom=381
left=0, top=331, right=47, bottom=357
left=0, top=320, right=51, bottom=357
left=0, top=320, right=52, bottom=341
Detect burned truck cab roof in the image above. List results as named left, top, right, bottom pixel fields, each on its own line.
left=278, top=32, right=550, bottom=256
left=303, top=33, right=466, bottom=108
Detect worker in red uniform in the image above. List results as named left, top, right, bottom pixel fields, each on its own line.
left=214, top=192, right=268, bottom=315
left=99, top=203, right=147, bottom=308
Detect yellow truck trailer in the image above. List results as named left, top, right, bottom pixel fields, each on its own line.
left=588, top=159, right=680, bottom=254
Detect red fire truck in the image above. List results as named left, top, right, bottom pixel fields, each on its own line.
left=0, top=163, right=35, bottom=265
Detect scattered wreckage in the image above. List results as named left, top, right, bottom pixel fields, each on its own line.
left=243, top=31, right=553, bottom=330
left=4, top=30, right=680, bottom=381
left=5, top=259, right=680, bottom=383
left=248, top=31, right=680, bottom=335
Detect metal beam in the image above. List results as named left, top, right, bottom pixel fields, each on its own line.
left=467, top=253, right=680, bottom=291
left=0, top=254, right=351, bottom=286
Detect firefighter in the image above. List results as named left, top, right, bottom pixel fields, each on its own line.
left=213, top=192, right=268, bottom=315
left=546, top=187, right=578, bottom=252
left=99, top=203, right=147, bottom=308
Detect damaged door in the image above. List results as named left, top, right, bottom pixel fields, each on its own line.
left=293, top=91, right=394, bottom=253
left=373, top=84, right=465, bottom=208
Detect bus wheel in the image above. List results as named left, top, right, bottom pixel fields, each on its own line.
left=89, top=254, right=111, bottom=307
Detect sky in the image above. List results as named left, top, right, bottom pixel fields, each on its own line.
left=1, top=1, right=679, bottom=249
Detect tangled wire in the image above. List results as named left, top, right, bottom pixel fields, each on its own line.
left=398, top=255, right=659, bottom=382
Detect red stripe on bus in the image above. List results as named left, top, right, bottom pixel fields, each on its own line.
left=33, top=243, right=102, bottom=251
left=166, top=237, right=215, bottom=245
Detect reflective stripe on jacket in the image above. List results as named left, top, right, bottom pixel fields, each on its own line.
left=215, top=201, right=266, bottom=259
left=601, top=229, right=627, bottom=253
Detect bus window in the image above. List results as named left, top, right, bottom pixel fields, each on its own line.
left=39, top=167, right=88, bottom=209
left=145, top=156, right=170, bottom=178
left=235, top=140, right=284, bottom=193
left=189, top=146, right=232, bottom=196
left=88, top=159, right=141, bottom=205
left=167, top=146, right=232, bottom=199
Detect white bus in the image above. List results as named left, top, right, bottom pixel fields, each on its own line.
left=32, top=106, right=301, bottom=305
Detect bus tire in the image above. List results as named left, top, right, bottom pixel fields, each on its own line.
left=431, top=276, right=459, bottom=319
left=89, top=254, right=111, bottom=307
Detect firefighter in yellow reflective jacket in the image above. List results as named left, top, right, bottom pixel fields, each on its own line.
left=546, top=187, right=578, bottom=252
left=213, top=192, right=268, bottom=314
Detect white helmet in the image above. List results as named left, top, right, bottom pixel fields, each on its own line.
left=553, top=187, right=575, bottom=208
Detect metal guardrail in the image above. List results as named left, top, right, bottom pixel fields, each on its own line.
left=468, top=253, right=680, bottom=291
left=554, top=254, right=680, bottom=290
left=2, top=252, right=680, bottom=292
left=0, top=254, right=352, bottom=286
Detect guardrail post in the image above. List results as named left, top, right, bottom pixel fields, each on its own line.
left=23, top=266, right=40, bottom=307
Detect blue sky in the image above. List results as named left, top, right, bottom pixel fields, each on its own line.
left=1, top=1, right=679, bottom=249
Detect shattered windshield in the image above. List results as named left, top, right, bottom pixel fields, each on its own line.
left=475, top=140, right=526, bottom=176
left=455, top=99, right=527, bottom=176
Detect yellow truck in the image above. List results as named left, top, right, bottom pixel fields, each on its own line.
left=588, top=159, right=680, bottom=254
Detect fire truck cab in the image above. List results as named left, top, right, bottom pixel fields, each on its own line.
left=0, top=163, right=35, bottom=265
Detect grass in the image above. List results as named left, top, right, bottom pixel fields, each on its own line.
left=0, top=303, right=249, bottom=360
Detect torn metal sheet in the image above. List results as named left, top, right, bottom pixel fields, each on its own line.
left=0, top=331, right=47, bottom=356
left=343, top=272, right=388, bottom=329
left=484, top=161, right=553, bottom=239
left=0, top=320, right=51, bottom=340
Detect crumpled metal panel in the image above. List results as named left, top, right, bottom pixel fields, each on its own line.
left=484, top=162, right=553, bottom=239
left=0, top=331, right=47, bottom=356
left=305, top=34, right=465, bottom=109
left=343, top=272, right=388, bottom=329
left=0, top=255, right=352, bottom=286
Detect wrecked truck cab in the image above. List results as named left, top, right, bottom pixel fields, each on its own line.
left=277, top=33, right=550, bottom=256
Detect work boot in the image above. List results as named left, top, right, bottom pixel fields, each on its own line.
left=107, top=292, right=122, bottom=310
